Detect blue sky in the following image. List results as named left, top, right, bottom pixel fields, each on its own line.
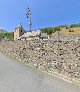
left=0, top=0, right=80, bottom=32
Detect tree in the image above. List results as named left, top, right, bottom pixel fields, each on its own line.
left=0, top=32, right=14, bottom=40
left=41, top=27, right=54, bottom=35
left=41, top=26, right=61, bottom=35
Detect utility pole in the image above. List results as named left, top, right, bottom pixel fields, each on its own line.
left=57, top=30, right=60, bottom=42
left=57, top=27, right=61, bottom=48
left=57, top=27, right=61, bottom=57
left=26, top=7, right=32, bottom=32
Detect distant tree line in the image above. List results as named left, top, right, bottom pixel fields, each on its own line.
left=58, top=24, right=80, bottom=28
left=70, top=24, right=80, bottom=28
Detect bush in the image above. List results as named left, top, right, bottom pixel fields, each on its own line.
left=69, top=29, right=74, bottom=32
left=53, top=26, right=61, bottom=32
left=41, top=27, right=54, bottom=35
left=41, top=26, right=61, bottom=35
left=0, top=32, right=14, bottom=40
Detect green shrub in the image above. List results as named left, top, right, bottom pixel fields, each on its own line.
left=41, top=27, right=54, bottom=35
left=0, top=32, right=14, bottom=40
left=69, top=29, right=74, bottom=32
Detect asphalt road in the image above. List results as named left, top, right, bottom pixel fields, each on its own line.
left=0, top=52, right=80, bottom=92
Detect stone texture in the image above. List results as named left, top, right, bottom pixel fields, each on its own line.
left=0, top=39, right=80, bottom=79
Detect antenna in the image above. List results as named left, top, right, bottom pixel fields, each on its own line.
left=26, top=7, right=32, bottom=32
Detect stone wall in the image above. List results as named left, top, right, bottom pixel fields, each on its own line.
left=0, top=39, right=80, bottom=82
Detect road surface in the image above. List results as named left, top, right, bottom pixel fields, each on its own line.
left=0, top=52, right=80, bottom=92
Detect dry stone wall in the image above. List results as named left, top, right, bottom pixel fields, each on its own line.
left=0, top=40, right=80, bottom=81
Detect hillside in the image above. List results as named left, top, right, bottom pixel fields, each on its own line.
left=60, top=27, right=80, bottom=36
left=41, top=24, right=80, bottom=36
left=52, top=27, right=80, bottom=36
left=0, top=29, right=7, bottom=33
